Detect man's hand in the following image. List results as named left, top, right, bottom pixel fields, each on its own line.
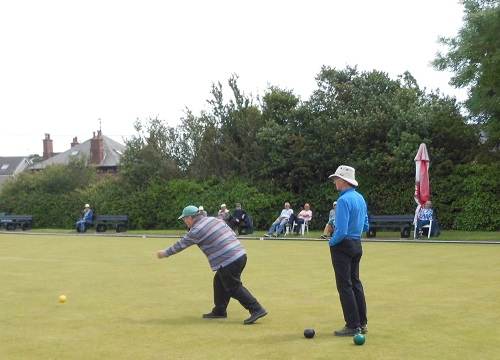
left=157, top=251, right=165, bottom=259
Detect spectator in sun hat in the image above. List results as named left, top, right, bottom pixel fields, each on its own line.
left=198, top=206, right=208, bottom=217
left=76, top=204, right=93, bottom=232
left=328, top=165, right=369, bottom=337
left=156, top=205, right=267, bottom=325
left=321, top=201, right=337, bottom=239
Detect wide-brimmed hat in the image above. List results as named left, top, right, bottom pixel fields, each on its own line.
left=198, top=206, right=204, bottom=211
left=84, top=204, right=90, bottom=208
left=220, top=204, right=226, bottom=208
left=329, top=165, right=358, bottom=187
left=178, top=205, right=200, bottom=219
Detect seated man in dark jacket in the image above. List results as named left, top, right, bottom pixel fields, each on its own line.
left=230, top=203, right=248, bottom=235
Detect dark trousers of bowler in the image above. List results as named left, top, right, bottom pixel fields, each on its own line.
left=212, top=254, right=262, bottom=315
left=330, top=239, right=367, bottom=329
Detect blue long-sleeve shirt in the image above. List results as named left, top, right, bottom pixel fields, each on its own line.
left=81, top=209, right=93, bottom=222
left=329, top=188, right=369, bottom=246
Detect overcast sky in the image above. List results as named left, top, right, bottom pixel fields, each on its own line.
left=0, top=0, right=467, bottom=156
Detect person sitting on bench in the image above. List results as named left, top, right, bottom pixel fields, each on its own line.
left=76, top=204, right=93, bottom=232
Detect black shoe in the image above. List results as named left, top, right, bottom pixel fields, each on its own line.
left=360, top=324, right=368, bottom=334
left=334, top=326, right=360, bottom=336
left=202, top=312, right=227, bottom=319
left=243, top=308, right=268, bottom=325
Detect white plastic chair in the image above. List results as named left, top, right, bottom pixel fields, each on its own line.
left=414, top=219, right=432, bottom=239
left=292, top=220, right=310, bottom=236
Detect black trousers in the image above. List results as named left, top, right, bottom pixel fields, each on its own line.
left=212, top=254, right=261, bottom=315
left=330, top=239, right=367, bottom=329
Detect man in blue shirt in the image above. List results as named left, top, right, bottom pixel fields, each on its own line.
left=328, top=166, right=369, bottom=336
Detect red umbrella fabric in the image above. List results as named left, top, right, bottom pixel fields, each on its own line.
left=414, top=143, right=430, bottom=215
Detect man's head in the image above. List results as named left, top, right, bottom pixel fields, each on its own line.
left=284, top=202, right=291, bottom=209
left=329, top=165, right=358, bottom=190
left=304, top=203, right=310, bottom=210
left=84, top=204, right=90, bottom=209
left=178, top=205, right=200, bottom=227
left=236, top=203, right=241, bottom=209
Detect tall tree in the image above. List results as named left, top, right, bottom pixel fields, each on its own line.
left=432, top=0, right=500, bottom=152
left=120, top=117, right=181, bottom=189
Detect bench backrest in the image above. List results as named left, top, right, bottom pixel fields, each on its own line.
left=369, top=215, right=414, bottom=223
left=0, top=215, right=33, bottom=221
left=94, top=215, right=128, bottom=222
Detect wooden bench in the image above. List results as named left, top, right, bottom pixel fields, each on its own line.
left=0, top=215, right=33, bottom=231
left=77, top=215, right=128, bottom=233
left=367, top=215, right=414, bottom=238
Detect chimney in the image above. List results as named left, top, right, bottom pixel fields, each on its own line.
left=90, top=130, right=105, bottom=165
left=70, top=137, right=79, bottom=148
left=43, top=133, right=54, bottom=160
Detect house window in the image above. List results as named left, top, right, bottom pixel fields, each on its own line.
left=70, top=150, right=79, bottom=156
left=0, top=164, right=9, bottom=171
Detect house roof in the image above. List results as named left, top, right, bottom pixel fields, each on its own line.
left=29, top=135, right=126, bottom=170
left=0, top=157, right=31, bottom=187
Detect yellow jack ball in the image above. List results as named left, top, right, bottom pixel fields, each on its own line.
left=58, top=295, right=67, bottom=303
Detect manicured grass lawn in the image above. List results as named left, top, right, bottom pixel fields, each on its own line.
left=1, top=233, right=499, bottom=359
left=31, top=228, right=500, bottom=241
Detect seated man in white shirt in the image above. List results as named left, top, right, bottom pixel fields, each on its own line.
left=217, top=204, right=231, bottom=223
left=288, top=203, right=313, bottom=235
left=264, top=202, right=293, bottom=237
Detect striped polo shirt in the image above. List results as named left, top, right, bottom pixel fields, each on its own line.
left=162, top=216, right=246, bottom=271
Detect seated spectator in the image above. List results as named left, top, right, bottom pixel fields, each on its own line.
left=230, top=203, right=248, bottom=235
left=264, top=202, right=293, bottom=238
left=416, top=201, right=434, bottom=238
left=288, top=203, right=313, bottom=235
left=321, top=201, right=337, bottom=239
left=217, top=204, right=231, bottom=223
left=76, top=204, right=93, bottom=232
left=198, top=206, right=208, bottom=217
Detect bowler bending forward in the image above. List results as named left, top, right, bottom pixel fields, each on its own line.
left=157, top=205, right=267, bottom=325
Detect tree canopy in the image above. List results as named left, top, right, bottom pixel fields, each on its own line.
left=432, top=0, right=500, bottom=152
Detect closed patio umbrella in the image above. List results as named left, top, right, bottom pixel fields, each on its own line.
left=414, top=143, right=431, bottom=236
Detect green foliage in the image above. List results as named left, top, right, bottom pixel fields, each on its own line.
left=120, top=117, right=181, bottom=190
left=450, top=163, right=500, bottom=230
left=1, top=66, right=498, bottom=231
left=432, top=0, right=500, bottom=150
left=0, top=158, right=97, bottom=228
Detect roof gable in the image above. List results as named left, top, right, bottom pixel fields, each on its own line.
left=30, top=135, right=126, bottom=170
